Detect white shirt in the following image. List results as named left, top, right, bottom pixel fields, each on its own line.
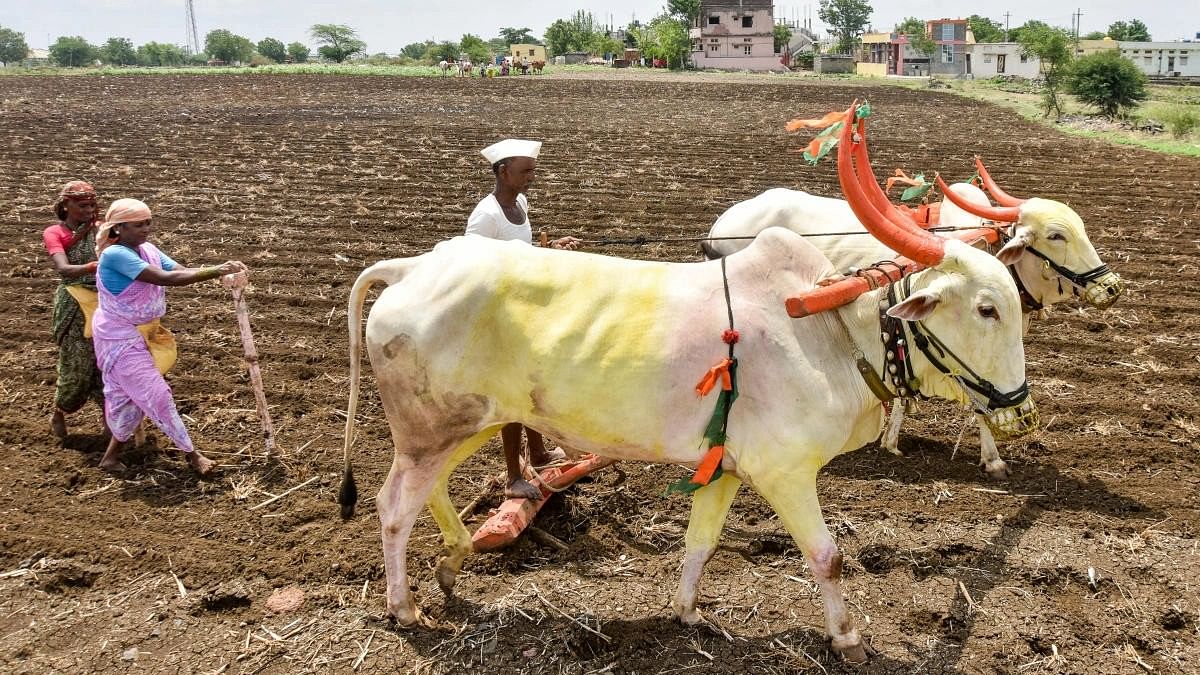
left=465, top=193, right=532, bottom=244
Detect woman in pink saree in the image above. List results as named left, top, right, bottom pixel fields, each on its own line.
left=93, top=199, right=247, bottom=475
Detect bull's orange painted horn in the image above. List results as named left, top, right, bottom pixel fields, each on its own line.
left=974, top=156, right=1026, bottom=207
left=936, top=174, right=1022, bottom=222
left=838, top=106, right=945, bottom=267
left=851, top=118, right=932, bottom=236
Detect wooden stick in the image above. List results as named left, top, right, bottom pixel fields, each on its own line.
left=222, top=272, right=276, bottom=457
left=527, top=526, right=569, bottom=552
left=249, top=475, right=319, bottom=511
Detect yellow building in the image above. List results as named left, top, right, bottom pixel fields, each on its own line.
left=1076, top=37, right=1119, bottom=57
left=510, top=44, right=547, bottom=64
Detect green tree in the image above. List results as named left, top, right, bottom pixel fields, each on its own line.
left=205, top=29, right=253, bottom=63
left=310, top=24, right=365, bottom=63
left=667, top=0, right=702, bottom=23
left=818, top=0, right=873, bottom=54
left=1106, top=19, right=1150, bottom=41
left=895, top=17, right=924, bottom=36
left=256, top=37, right=286, bottom=63
left=895, top=17, right=934, bottom=55
left=1018, top=23, right=1072, bottom=116
left=287, top=42, right=310, bottom=63
left=544, top=10, right=604, bottom=56
left=639, top=14, right=690, bottom=68
left=498, top=27, right=537, bottom=45
left=99, top=37, right=137, bottom=65
left=137, top=41, right=187, bottom=66
left=967, top=15, right=1004, bottom=42
left=1082, top=30, right=1107, bottom=40
left=49, top=36, right=96, bottom=67
left=401, top=41, right=430, bottom=59
left=0, top=27, right=30, bottom=66
left=459, top=33, right=489, bottom=63
left=1006, top=19, right=1050, bottom=45
left=423, top=41, right=459, bottom=62
left=1068, top=49, right=1149, bottom=117
left=774, top=23, right=793, bottom=53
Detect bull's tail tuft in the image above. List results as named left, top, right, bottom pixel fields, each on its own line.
left=338, top=466, right=358, bottom=519
left=700, top=240, right=723, bottom=260
left=340, top=257, right=419, bottom=520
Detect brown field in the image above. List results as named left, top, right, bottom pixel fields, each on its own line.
left=1, top=72, right=1198, bottom=674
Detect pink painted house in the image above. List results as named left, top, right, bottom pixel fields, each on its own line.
left=689, top=0, right=786, bottom=71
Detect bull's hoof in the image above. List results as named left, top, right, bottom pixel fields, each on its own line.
left=982, top=458, right=1011, bottom=480
left=435, top=562, right=458, bottom=596
left=832, top=634, right=869, bottom=664
left=671, top=600, right=704, bottom=626
left=387, top=602, right=423, bottom=627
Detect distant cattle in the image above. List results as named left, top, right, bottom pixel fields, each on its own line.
left=438, top=60, right=452, bottom=76
left=531, top=60, right=545, bottom=74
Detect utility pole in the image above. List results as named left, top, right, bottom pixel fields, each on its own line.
left=185, top=0, right=200, bottom=55
left=1073, top=8, right=1083, bottom=44
left=1003, top=12, right=1010, bottom=42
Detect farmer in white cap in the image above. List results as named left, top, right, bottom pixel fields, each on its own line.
left=467, top=138, right=580, bottom=501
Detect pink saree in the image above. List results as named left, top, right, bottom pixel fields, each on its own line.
left=93, top=243, right=194, bottom=453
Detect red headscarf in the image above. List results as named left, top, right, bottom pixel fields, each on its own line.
left=55, top=180, right=98, bottom=221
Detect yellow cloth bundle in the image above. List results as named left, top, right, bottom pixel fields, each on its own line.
left=64, top=286, right=177, bottom=375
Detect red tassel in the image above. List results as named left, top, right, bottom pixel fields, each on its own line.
left=722, top=329, right=740, bottom=345
left=692, top=445, right=724, bottom=485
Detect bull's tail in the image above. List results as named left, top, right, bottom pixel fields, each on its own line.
left=699, top=239, right=723, bottom=260
left=340, top=257, right=419, bottom=519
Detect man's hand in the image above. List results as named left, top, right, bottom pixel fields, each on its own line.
left=550, top=236, right=581, bottom=250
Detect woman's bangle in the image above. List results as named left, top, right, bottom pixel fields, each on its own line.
left=195, top=266, right=223, bottom=281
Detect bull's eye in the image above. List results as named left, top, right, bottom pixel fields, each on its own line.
left=978, top=305, right=999, bottom=320
left=1047, top=232, right=1066, bottom=242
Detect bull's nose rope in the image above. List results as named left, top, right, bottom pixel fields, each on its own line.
left=668, top=257, right=739, bottom=495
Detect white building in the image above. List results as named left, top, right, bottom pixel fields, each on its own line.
left=968, top=42, right=1041, bottom=78
left=1118, top=42, right=1200, bottom=77
left=689, top=0, right=785, bottom=71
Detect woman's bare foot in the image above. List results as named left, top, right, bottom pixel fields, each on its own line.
left=99, top=437, right=125, bottom=472
left=504, top=478, right=542, bottom=501
left=186, top=451, right=217, bottom=477
left=50, top=410, right=67, bottom=441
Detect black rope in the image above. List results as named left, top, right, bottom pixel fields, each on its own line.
left=718, top=256, right=736, bottom=446
left=575, top=225, right=1005, bottom=247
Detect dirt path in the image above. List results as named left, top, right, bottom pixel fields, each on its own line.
left=0, top=73, right=1197, bottom=673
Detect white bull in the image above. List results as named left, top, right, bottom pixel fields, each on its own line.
left=339, top=220, right=1037, bottom=661
left=703, top=173, right=1122, bottom=479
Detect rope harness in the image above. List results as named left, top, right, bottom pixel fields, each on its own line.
left=843, top=272, right=1031, bottom=418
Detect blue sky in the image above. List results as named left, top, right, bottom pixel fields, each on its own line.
left=3, top=1, right=1194, bottom=52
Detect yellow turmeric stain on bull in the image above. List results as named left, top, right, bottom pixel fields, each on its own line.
left=456, top=247, right=672, bottom=450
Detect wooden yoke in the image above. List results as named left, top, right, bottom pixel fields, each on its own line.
left=785, top=227, right=1002, bottom=318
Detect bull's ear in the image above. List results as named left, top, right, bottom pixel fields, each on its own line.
left=996, top=231, right=1030, bottom=265
left=887, top=290, right=942, bottom=321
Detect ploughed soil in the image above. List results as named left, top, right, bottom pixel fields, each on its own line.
left=1, top=72, right=1198, bottom=674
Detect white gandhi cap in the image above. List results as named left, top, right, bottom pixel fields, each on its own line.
left=481, top=139, right=541, bottom=165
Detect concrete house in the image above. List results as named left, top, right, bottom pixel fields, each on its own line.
left=1118, top=41, right=1200, bottom=77
left=510, top=44, right=547, bottom=64
left=926, top=18, right=969, bottom=76
left=689, top=0, right=785, bottom=71
left=968, top=43, right=1041, bottom=78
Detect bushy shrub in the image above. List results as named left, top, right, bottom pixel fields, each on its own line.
left=1068, top=50, right=1149, bottom=118
left=1155, top=105, right=1199, bottom=138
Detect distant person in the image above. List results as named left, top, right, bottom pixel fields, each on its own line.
left=465, top=139, right=580, bottom=500
left=42, top=181, right=105, bottom=440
